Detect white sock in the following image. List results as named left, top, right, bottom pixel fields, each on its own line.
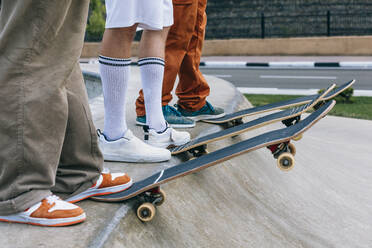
left=138, top=57, right=167, bottom=132
left=99, top=55, right=131, bottom=141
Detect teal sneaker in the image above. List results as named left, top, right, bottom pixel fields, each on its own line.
left=136, top=105, right=195, bottom=128
left=176, top=101, right=225, bottom=121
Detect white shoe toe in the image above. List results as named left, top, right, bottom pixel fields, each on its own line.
left=98, top=130, right=171, bottom=163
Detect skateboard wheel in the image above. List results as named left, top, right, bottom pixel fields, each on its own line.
left=277, top=152, right=295, bottom=171
left=293, top=134, right=303, bottom=141
left=137, top=202, right=156, bottom=222
left=154, top=189, right=166, bottom=206
left=288, top=143, right=296, bottom=156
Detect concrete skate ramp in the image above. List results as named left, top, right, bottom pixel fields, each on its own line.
left=81, top=67, right=372, bottom=248
left=0, top=66, right=370, bottom=248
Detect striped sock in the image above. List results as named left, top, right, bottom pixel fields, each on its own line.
left=99, top=55, right=131, bottom=141
left=138, top=57, right=167, bottom=132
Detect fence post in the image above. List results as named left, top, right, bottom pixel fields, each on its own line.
left=327, top=10, right=331, bottom=36
left=261, top=12, right=265, bottom=39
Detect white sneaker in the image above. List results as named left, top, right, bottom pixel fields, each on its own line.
left=0, top=195, right=85, bottom=227
left=144, top=123, right=191, bottom=148
left=98, top=129, right=171, bottom=163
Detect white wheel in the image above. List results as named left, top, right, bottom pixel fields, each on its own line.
left=137, top=202, right=156, bottom=222
left=277, top=152, right=295, bottom=171
left=288, top=143, right=296, bottom=156
left=293, top=134, right=303, bottom=141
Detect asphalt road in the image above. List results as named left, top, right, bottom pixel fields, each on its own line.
left=201, top=67, right=372, bottom=90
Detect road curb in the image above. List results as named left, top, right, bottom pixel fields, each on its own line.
left=200, top=61, right=372, bottom=68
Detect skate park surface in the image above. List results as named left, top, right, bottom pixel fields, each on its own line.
left=0, top=64, right=371, bottom=248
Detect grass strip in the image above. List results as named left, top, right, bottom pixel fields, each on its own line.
left=244, top=94, right=372, bottom=120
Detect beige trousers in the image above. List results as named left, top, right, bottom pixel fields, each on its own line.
left=0, top=0, right=103, bottom=215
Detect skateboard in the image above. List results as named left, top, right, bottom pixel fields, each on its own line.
left=169, top=84, right=335, bottom=156
left=92, top=100, right=336, bottom=222
left=203, top=79, right=354, bottom=125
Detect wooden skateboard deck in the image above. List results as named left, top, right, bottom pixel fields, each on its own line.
left=203, top=80, right=354, bottom=124
left=92, top=100, right=336, bottom=221
left=169, top=84, right=335, bottom=155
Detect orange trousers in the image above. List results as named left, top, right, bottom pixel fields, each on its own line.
left=135, top=0, right=210, bottom=116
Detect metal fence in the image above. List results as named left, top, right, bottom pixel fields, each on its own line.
left=205, top=11, right=372, bottom=39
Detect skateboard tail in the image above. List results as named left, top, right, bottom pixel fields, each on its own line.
left=323, top=79, right=355, bottom=100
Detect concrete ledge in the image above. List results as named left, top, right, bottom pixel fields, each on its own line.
left=81, top=36, right=372, bottom=58
left=201, top=36, right=372, bottom=56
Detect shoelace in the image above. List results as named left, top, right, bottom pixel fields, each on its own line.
left=46, top=195, right=60, bottom=205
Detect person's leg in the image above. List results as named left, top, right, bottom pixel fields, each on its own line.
left=135, top=0, right=197, bottom=117
left=48, top=1, right=134, bottom=200
left=99, top=26, right=137, bottom=140
left=176, top=0, right=210, bottom=111
left=97, top=12, right=171, bottom=162
left=137, top=28, right=170, bottom=132
left=175, top=0, right=224, bottom=121
left=0, top=2, right=134, bottom=225
left=51, top=62, right=103, bottom=196
left=138, top=28, right=190, bottom=147
left=0, top=0, right=90, bottom=226
left=100, top=26, right=137, bottom=58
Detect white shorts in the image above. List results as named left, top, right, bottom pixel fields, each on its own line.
left=105, top=0, right=173, bottom=30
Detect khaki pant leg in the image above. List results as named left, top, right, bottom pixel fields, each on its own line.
left=0, top=0, right=94, bottom=215
left=52, top=62, right=103, bottom=197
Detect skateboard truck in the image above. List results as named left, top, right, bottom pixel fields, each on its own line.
left=233, top=117, right=244, bottom=126
left=136, top=186, right=166, bottom=222
left=188, top=144, right=208, bottom=157
left=223, top=117, right=244, bottom=129
left=282, top=115, right=301, bottom=127
left=313, top=100, right=326, bottom=110
left=267, top=142, right=296, bottom=171
left=281, top=116, right=303, bottom=141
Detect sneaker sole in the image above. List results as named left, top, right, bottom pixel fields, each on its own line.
left=103, top=153, right=171, bottom=163
left=67, top=179, right=133, bottom=203
left=0, top=213, right=86, bottom=227
left=136, top=120, right=195, bottom=129
left=147, top=137, right=191, bottom=149
left=187, top=112, right=226, bottom=122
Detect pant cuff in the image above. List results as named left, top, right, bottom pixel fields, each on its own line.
left=0, top=189, right=52, bottom=215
